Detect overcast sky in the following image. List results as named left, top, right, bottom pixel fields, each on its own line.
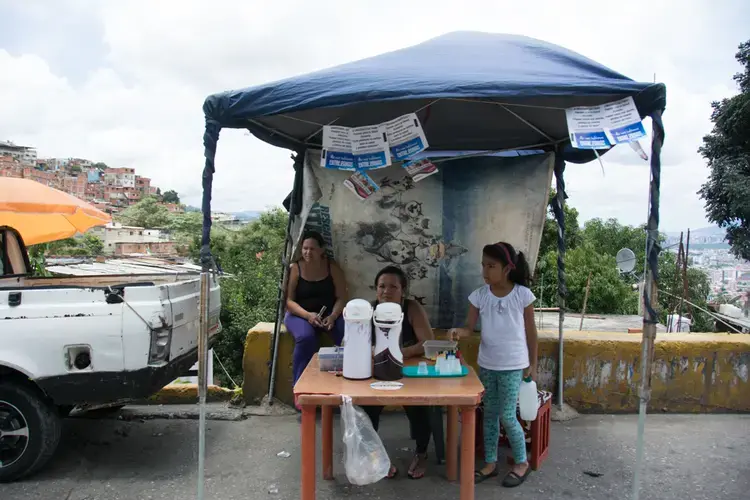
left=0, top=0, right=747, bottom=232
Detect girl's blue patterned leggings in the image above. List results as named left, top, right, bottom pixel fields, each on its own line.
left=479, top=367, right=527, bottom=465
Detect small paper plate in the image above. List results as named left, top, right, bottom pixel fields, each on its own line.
left=370, top=381, right=404, bottom=390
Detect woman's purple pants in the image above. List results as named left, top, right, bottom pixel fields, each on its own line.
left=284, top=312, right=345, bottom=386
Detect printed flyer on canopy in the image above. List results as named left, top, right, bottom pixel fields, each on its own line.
left=565, top=96, right=647, bottom=149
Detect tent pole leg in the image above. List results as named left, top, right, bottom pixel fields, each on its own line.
left=267, top=155, right=303, bottom=404
left=197, top=271, right=210, bottom=500
left=553, top=152, right=567, bottom=410
left=631, top=110, right=664, bottom=500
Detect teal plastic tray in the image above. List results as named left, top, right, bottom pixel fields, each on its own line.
left=402, top=365, right=468, bottom=378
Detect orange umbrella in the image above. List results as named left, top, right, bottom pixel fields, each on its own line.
left=0, top=177, right=111, bottom=245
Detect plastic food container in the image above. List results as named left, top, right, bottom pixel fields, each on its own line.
left=423, top=340, right=458, bottom=360
left=319, top=347, right=343, bottom=371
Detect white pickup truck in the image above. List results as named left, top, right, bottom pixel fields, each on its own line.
left=0, top=226, right=221, bottom=482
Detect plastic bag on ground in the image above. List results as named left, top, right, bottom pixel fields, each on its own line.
left=340, top=395, right=390, bottom=485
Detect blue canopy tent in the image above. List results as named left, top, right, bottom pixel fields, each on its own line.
left=199, top=31, right=665, bottom=498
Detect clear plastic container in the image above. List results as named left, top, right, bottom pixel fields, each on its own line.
left=423, top=340, right=457, bottom=360
left=319, top=347, right=343, bottom=372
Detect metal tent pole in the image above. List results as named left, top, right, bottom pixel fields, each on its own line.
left=631, top=110, right=664, bottom=500
left=552, top=152, right=567, bottom=410
left=267, top=155, right=303, bottom=404
left=197, top=272, right=210, bottom=499
left=197, top=117, right=220, bottom=500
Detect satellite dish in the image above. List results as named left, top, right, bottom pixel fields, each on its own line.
left=616, top=248, right=636, bottom=273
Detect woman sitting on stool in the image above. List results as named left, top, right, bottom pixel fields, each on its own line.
left=285, top=231, right=347, bottom=395
left=363, top=265, right=435, bottom=479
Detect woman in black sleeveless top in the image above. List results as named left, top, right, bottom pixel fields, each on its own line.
left=285, top=231, right=347, bottom=390
left=363, top=266, right=435, bottom=479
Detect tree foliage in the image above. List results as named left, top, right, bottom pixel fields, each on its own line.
left=531, top=194, right=713, bottom=330
left=197, top=208, right=288, bottom=386
left=699, top=39, right=750, bottom=260
left=538, top=189, right=583, bottom=256
left=117, top=196, right=172, bottom=228
left=161, top=189, right=180, bottom=204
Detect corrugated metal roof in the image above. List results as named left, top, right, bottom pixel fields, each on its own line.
left=47, top=257, right=202, bottom=276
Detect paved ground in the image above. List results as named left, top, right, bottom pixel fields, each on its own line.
left=2, top=409, right=748, bottom=500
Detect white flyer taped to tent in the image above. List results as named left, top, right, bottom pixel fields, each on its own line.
left=565, top=96, right=646, bottom=149
left=343, top=171, right=380, bottom=200
left=385, top=113, right=429, bottom=161
left=321, top=125, right=391, bottom=170
left=403, top=158, right=439, bottom=182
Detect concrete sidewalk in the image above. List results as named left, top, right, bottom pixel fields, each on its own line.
left=2, top=412, right=748, bottom=500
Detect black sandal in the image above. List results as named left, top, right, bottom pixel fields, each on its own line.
left=474, top=467, right=499, bottom=484
left=501, top=467, right=531, bottom=488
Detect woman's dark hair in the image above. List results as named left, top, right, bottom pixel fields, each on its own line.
left=374, top=265, right=408, bottom=290
left=301, top=230, right=325, bottom=248
left=482, top=242, right=531, bottom=287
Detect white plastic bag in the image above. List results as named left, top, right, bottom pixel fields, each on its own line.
left=340, top=395, right=390, bottom=485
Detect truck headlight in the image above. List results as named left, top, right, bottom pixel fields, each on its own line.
left=149, top=328, right=172, bottom=364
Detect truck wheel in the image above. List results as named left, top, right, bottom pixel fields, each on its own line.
left=0, top=381, right=62, bottom=483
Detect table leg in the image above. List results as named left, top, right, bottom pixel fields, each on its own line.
left=460, top=406, right=477, bottom=500
left=446, top=406, right=459, bottom=481
left=321, top=405, right=333, bottom=480
left=301, top=405, right=316, bottom=500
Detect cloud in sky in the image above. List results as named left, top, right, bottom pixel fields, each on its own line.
left=0, top=0, right=747, bottom=231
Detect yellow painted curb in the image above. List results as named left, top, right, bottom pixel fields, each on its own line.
left=151, top=384, right=234, bottom=404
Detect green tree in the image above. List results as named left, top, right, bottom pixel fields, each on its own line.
left=93, top=162, right=108, bottom=170
left=582, top=218, right=648, bottom=280
left=162, top=189, right=180, bottom=204
left=533, top=243, right=639, bottom=315
left=699, top=39, right=750, bottom=260
left=189, top=207, right=288, bottom=386
left=538, top=189, right=583, bottom=256
left=82, top=234, right=104, bottom=256
left=118, top=196, right=172, bottom=228
left=70, top=164, right=83, bottom=174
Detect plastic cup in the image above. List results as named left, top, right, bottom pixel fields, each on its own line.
left=417, top=361, right=428, bottom=375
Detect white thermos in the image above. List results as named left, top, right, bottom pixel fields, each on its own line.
left=342, top=299, right=373, bottom=380
left=372, top=302, right=404, bottom=381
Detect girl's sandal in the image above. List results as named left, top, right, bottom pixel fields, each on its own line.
left=501, top=468, right=531, bottom=488
left=474, top=467, right=499, bottom=484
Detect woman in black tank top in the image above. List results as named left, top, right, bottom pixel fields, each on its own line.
left=284, top=231, right=347, bottom=392
left=362, top=265, right=435, bottom=480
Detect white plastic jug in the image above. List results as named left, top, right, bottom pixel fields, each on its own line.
left=372, top=302, right=404, bottom=381
left=342, top=299, right=373, bottom=380
left=518, top=376, right=539, bottom=421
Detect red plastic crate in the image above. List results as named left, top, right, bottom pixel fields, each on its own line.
left=474, top=395, right=552, bottom=471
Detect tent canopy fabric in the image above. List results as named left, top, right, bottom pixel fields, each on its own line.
left=203, top=31, right=666, bottom=162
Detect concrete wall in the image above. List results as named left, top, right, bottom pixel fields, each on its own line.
left=243, top=323, right=750, bottom=413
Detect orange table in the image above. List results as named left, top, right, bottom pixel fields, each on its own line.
left=294, top=355, right=485, bottom=500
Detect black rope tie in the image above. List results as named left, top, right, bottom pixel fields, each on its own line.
left=643, top=110, right=664, bottom=324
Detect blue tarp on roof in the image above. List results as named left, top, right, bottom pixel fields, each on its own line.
left=203, top=31, right=665, bottom=159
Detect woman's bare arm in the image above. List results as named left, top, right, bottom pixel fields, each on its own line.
left=285, top=264, right=313, bottom=320
left=401, top=301, right=434, bottom=359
